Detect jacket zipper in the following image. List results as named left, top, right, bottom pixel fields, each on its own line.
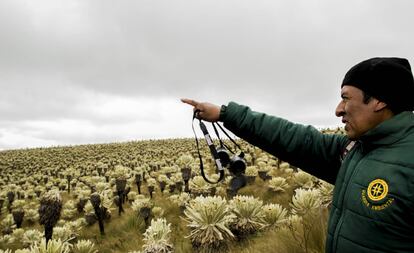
left=332, top=142, right=364, bottom=252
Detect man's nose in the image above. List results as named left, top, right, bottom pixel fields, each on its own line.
left=335, top=101, right=345, bottom=117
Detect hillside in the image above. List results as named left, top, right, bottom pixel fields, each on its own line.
left=0, top=135, right=341, bottom=253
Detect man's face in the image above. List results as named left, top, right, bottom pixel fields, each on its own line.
left=335, top=86, right=379, bottom=140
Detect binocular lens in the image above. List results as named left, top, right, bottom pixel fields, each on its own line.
left=217, top=148, right=230, bottom=167
left=230, top=159, right=246, bottom=176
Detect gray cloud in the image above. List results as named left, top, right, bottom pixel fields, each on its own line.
left=1, top=0, right=414, bottom=149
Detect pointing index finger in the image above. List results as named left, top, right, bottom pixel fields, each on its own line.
left=181, top=98, right=199, bottom=107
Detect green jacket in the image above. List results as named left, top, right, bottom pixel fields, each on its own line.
left=220, top=102, right=414, bottom=253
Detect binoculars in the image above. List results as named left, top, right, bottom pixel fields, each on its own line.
left=216, top=147, right=246, bottom=176
left=192, top=109, right=246, bottom=183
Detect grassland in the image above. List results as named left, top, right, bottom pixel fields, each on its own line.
left=0, top=138, right=334, bottom=253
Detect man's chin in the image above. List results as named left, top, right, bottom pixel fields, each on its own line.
left=345, top=130, right=357, bottom=140
left=347, top=135, right=357, bottom=141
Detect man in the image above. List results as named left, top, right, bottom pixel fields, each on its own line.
left=182, top=57, right=414, bottom=253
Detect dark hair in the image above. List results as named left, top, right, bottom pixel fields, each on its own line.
left=362, top=91, right=372, bottom=104
left=363, top=91, right=401, bottom=114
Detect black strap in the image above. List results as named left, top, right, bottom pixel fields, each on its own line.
left=212, top=122, right=234, bottom=154
left=192, top=110, right=224, bottom=184
left=215, top=122, right=243, bottom=150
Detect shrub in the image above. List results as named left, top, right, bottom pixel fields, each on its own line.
left=73, top=240, right=98, bottom=253
left=142, top=218, right=173, bottom=253
left=228, top=195, right=264, bottom=238
left=290, top=188, right=321, bottom=216
left=29, top=238, right=71, bottom=253
left=245, top=166, right=258, bottom=177
left=38, top=190, right=62, bottom=245
left=293, top=171, right=315, bottom=189
left=318, top=181, right=334, bottom=208
left=267, top=177, right=289, bottom=193
left=189, top=176, right=213, bottom=196
left=22, top=229, right=43, bottom=247
left=183, top=196, right=234, bottom=252
left=261, top=203, right=288, bottom=229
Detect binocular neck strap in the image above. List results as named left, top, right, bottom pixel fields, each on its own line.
left=213, top=122, right=243, bottom=153
left=212, top=122, right=233, bottom=152
left=192, top=111, right=224, bottom=184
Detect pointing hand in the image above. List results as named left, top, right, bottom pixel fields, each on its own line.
left=181, top=98, right=221, bottom=122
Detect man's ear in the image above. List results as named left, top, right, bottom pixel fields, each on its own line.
left=372, top=99, right=388, bottom=112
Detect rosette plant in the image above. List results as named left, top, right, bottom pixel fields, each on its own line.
left=10, top=228, right=25, bottom=244
left=83, top=202, right=96, bottom=226
left=6, top=187, right=16, bottom=213
left=96, top=161, right=108, bottom=176
left=189, top=176, right=213, bottom=197
left=228, top=195, right=265, bottom=239
left=142, top=218, right=173, bottom=253
left=284, top=202, right=327, bottom=253
left=290, top=188, right=322, bottom=217
left=111, top=165, right=130, bottom=215
left=318, top=181, right=334, bottom=208
left=134, top=167, right=144, bottom=194
left=89, top=192, right=113, bottom=235
left=257, top=163, right=270, bottom=181
left=11, top=199, right=26, bottom=228
left=151, top=206, right=164, bottom=218
left=261, top=203, right=288, bottom=229
left=63, top=167, right=76, bottom=193
left=52, top=225, right=74, bottom=242
left=183, top=196, right=235, bottom=252
left=279, top=162, right=291, bottom=170
left=38, top=190, right=62, bottom=245
left=73, top=239, right=98, bottom=253
left=22, top=229, right=43, bottom=248
left=267, top=177, right=289, bottom=193
left=176, top=154, right=194, bottom=193
left=293, top=171, right=315, bottom=189
left=157, top=175, right=169, bottom=194
left=1, top=214, right=16, bottom=235
left=169, top=173, right=183, bottom=193
left=169, top=192, right=191, bottom=213
left=132, top=197, right=154, bottom=227
left=127, top=191, right=139, bottom=203
left=25, top=207, right=40, bottom=225
left=29, top=238, right=71, bottom=253
left=244, top=166, right=258, bottom=184
left=147, top=178, right=157, bottom=199
left=61, top=200, right=77, bottom=220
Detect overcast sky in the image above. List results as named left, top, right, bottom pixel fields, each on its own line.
left=1, top=0, right=413, bottom=150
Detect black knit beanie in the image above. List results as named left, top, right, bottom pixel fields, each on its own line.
left=342, top=57, right=414, bottom=113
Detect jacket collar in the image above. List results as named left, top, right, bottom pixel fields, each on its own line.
left=359, top=111, right=414, bottom=147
